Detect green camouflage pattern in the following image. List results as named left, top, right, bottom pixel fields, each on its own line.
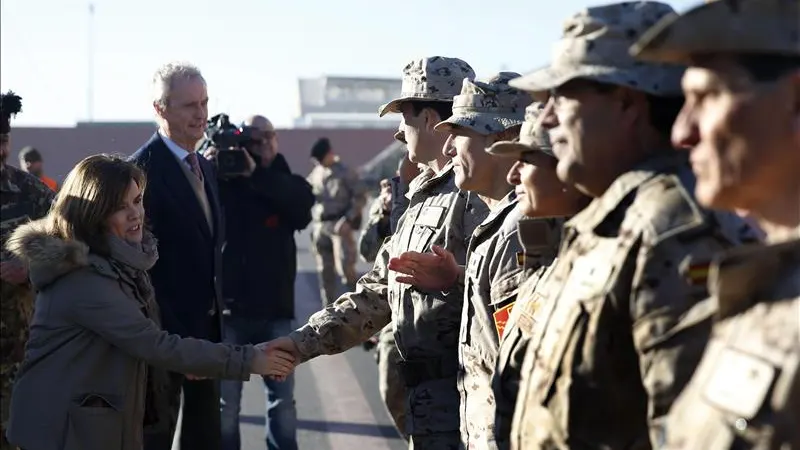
left=0, top=164, right=54, bottom=449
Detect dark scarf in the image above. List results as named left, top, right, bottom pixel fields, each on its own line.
left=107, top=233, right=158, bottom=309
left=106, top=233, right=173, bottom=430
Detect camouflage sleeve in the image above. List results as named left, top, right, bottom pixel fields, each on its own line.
left=388, top=177, right=409, bottom=233
left=628, top=232, right=723, bottom=446
left=289, top=238, right=393, bottom=362
left=344, top=168, right=368, bottom=224
left=358, top=197, right=391, bottom=263
left=31, top=178, right=55, bottom=220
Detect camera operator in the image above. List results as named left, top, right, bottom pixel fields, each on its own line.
left=204, top=114, right=313, bottom=450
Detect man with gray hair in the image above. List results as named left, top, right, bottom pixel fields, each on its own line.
left=129, top=61, right=226, bottom=450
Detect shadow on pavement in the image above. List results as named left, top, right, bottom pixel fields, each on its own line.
left=239, top=415, right=403, bottom=440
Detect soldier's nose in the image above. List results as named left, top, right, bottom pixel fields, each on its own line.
left=672, top=108, right=700, bottom=150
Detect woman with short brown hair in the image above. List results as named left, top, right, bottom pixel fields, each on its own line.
left=4, top=154, right=293, bottom=450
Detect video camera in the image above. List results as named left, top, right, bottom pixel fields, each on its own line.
left=203, top=113, right=258, bottom=177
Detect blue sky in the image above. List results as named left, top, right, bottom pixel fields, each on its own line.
left=1, top=0, right=698, bottom=128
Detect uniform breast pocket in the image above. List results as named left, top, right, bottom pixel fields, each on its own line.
left=528, top=256, right=611, bottom=405
left=410, top=225, right=435, bottom=254
left=702, top=348, right=778, bottom=420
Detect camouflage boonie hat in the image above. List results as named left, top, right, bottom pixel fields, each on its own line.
left=378, top=56, right=476, bottom=117
left=631, top=0, right=800, bottom=64
left=434, top=72, right=531, bottom=136
left=488, top=102, right=554, bottom=158
left=510, top=1, right=685, bottom=100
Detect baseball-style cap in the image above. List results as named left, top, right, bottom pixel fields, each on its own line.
left=510, top=1, right=686, bottom=100
left=631, top=0, right=800, bottom=64
left=433, top=72, right=531, bottom=136
left=378, top=56, right=476, bottom=117
left=488, top=102, right=554, bottom=158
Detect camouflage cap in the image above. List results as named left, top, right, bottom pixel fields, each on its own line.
left=378, top=56, right=476, bottom=117
left=510, top=1, right=685, bottom=100
left=631, top=0, right=800, bottom=64
left=434, top=72, right=531, bottom=136
left=488, top=102, right=554, bottom=158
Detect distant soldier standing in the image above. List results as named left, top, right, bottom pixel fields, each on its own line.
left=307, top=137, right=367, bottom=307
left=633, top=0, right=800, bottom=447
left=0, top=91, right=55, bottom=450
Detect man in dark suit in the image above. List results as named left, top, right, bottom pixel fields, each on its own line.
left=129, top=62, right=225, bottom=450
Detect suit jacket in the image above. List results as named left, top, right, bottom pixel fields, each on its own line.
left=129, top=133, right=225, bottom=341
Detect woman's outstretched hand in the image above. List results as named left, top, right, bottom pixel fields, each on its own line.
left=254, top=337, right=301, bottom=381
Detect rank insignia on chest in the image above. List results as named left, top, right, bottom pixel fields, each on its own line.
left=516, top=252, right=525, bottom=268
left=493, top=302, right=515, bottom=339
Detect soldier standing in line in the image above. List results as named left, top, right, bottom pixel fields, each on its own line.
left=484, top=104, right=591, bottom=450
left=359, top=177, right=393, bottom=264
left=632, top=0, right=800, bottom=447
left=506, top=2, right=761, bottom=448
left=357, top=155, right=422, bottom=442
left=307, top=137, right=367, bottom=307
left=388, top=72, right=533, bottom=450
left=0, top=91, right=55, bottom=450
left=267, top=56, right=485, bottom=450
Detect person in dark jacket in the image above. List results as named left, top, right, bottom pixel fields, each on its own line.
left=204, top=114, right=313, bottom=450
left=128, top=62, right=226, bottom=450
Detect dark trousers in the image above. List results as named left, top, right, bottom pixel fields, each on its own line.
left=144, top=372, right=222, bottom=450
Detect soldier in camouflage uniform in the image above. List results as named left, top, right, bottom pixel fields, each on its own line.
left=485, top=104, right=591, bottom=450
left=506, top=2, right=762, bottom=448
left=358, top=156, right=425, bottom=442
left=0, top=91, right=55, bottom=450
left=267, top=56, right=483, bottom=450
left=359, top=178, right=393, bottom=264
left=358, top=175, right=408, bottom=440
left=389, top=73, right=533, bottom=450
left=631, top=0, right=800, bottom=447
left=307, top=137, right=368, bottom=307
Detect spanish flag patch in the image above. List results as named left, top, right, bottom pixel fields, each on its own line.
left=685, top=263, right=710, bottom=285
left=493, top=302, right=516, bottom=339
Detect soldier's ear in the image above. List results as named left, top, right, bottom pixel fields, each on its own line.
left=423, top=107, right=441, bottom=131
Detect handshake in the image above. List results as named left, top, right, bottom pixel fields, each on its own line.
left=185, top=337, right=302, bottom=382
left=252, top=337, right=302, bottom=381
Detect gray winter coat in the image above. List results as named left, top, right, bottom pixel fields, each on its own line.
left=4, top=219, right=255, bottom=450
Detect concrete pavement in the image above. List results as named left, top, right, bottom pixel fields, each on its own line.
left=236, top=229, right=407, bottom=450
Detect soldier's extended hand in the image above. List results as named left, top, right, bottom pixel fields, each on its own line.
left=0, top=259, right=29, bottom=285
left=388, top=245, right=460, bottom=291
